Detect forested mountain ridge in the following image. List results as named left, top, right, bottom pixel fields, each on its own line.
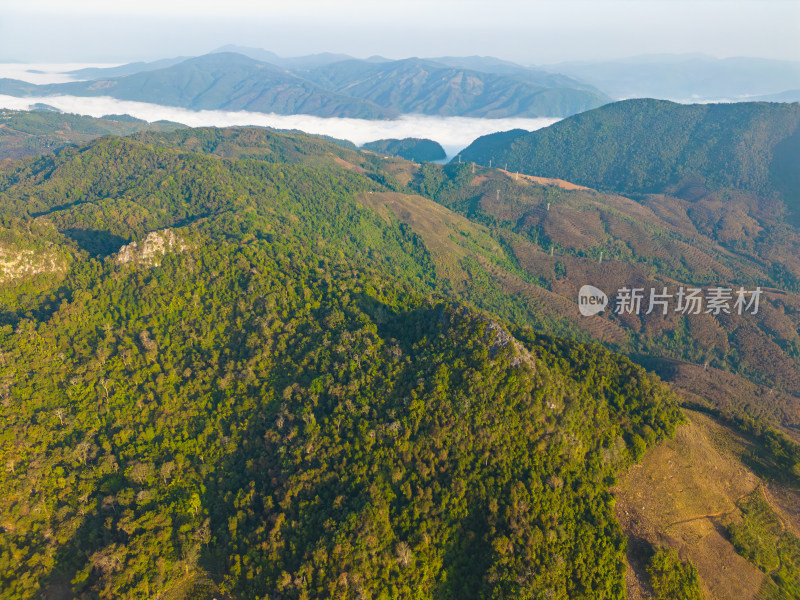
left=5, top=119, right=797, bottom=422
left=0, top=109, right=184, bottom=160
left=0, top=132, right=688, bottom=599
left=6, top=120, right=796, bottom=428
left=457, top=99, right=800, bottom=222
left=2, top=119, right=800, bottom=599
left=361, top=138, right=446, bottom=162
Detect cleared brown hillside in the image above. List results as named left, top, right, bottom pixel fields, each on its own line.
left=435, top=167, right=800, bottom=427
left=497, top=168, right=591, bottom=191
left=649, top=360, right=800, bottom=439
left=614, top=410, right=800, bottom=600
left=359, top=181, right=800, bottom=425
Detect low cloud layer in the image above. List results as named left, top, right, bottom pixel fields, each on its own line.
left=0, top=63, right=118, bottom=84
left=0, top=94, right=559, bottom=156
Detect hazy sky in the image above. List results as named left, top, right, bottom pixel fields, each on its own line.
left=1, top=0, right=798, bottom=64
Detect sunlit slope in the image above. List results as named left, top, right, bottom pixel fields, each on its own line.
left=0, top=109, right=184, bottom=160
left=616, top=409, right=800, bottom=600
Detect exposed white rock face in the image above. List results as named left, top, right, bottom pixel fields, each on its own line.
left=452, top=305, right=536, bottom=370
left=479, top=314, right=537, bottom=370
left=0, top=246, right=63, bottom=283
left=115, top=230, right=185, bottom=266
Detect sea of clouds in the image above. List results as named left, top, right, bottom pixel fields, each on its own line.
left=0, top=62, right=560, bottom=156
left=0, top=63, right=119, bottom=84
left=0, top=93, right=559, bottom=158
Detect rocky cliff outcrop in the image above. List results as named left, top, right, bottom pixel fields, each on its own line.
left=0, top=246, right=63, bottom=283
left=115, top=230, right=185, bottom=266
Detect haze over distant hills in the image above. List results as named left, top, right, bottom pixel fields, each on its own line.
left=542, top=54, right=800, bottom=101
left=68, top=57, right=190, bottom=80
left=210, top=45, right=359, bottom=70
left=2, top=49, right=796, bottom=129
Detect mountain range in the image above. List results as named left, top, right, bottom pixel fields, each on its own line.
left=2, top=98, right=800, bottom=599
left=0, top=51, right=611, bottom=120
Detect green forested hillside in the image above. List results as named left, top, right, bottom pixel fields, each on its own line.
left=0, top=109, right=184, bottom=160
left=0, top=133, right=684, bottom=599
left=128, top=126, right=367, bottom=168
left=361, top=138, right=447, bottom=162
left=457, top=99, right=800, bottom=221
left=10, top=121, right=796, bottom=426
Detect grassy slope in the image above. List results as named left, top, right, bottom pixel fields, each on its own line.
left=615, top=409, right=800, bottom=600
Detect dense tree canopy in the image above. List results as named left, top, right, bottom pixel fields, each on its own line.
left=0, top=134, right=684, bottom=599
